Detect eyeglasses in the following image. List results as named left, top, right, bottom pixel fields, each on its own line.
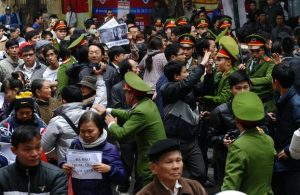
left=22, top=53, right=35, bottom=58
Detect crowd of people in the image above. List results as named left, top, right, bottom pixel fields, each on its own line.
left=0, top=0, right=299, bottom=194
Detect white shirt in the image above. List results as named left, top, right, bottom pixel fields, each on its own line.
left=160, top=180, right=182, bottom=195
left=24, top=62, right=37, bottom=79
left=66, top=11, right=77, bottom=27
left=43, top=67, right=58, bottom=81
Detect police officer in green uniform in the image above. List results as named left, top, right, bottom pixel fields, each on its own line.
left=203, top=35, right=238, bottom=107
left=52, top=19, right=68, bottom=51
left=178, top=33, right=198, bottom=71
left=239, top=34, right=275, bottom=112
left=222, top=91, right=276, bottom=195
left=92, top=72, right=166, bottom=193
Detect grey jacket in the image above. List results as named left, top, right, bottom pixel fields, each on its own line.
left=15, top=61, right=47, bottom=81
left=0, top=56, right=23, bottom=83
left=41, top=102, right=86, bottom=164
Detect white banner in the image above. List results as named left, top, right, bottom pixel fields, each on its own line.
left=66, top=149, right=103, bottom=180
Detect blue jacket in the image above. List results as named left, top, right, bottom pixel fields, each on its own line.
left=274, top=86, right=300, bottom=172
left=69, top=138, right=126, bottom=195
left=0, top=113, right=46, bottom=142
left=0, top=13, right=18, bottom=26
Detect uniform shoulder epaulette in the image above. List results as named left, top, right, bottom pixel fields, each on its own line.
left=264, top=56, right=271, bottom=62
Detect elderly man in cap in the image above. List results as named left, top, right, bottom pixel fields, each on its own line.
left=238, top=34, right=275, bottom=112
left=178, top=33, right=197, bottom=71
left=93, top=72, right=166, bottom=193
left=137, top=139, right=207, bottom=195
left=222, top=91, right=276, bottom=195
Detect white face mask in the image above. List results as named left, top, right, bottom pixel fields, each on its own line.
left=88, top=29, right=97, bottom=35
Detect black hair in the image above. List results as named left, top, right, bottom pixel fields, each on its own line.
left=11, top=125, right=41, bottom=148
left=171, top=27, right=180, bottom=37
left=0, top=24, right=5, bottom=30
left=11, top=71, right=26, bottom=84
left=272, top=63, right=294, bottom=88
left=164, top=43, right=181, bottom=61
left=78, top=111, right=105, bottom=134
left=61, top=85, right=83, bottom=103
left=144, top=25, right=156, bottom=40
left=89, top=43, right=105, bottom=57
left=59, top=40, right=71, bottom=60
left=178, top=24, right=192, bottom=36
left=33, top=13, right=43, bottom=22
left=128, top=25, right=139, bottom=32
left=42, top=44, right=59, bottom=59
left=281, top=36, right=294, bottom=54
left=84, top=18, right=95, bottom=29
left=145, top=36, right=163, bottom=72
left=271, top=40, right=282, bottom=54
left=196, top=38, right=210, bottom=57
left=1, top=77, right=23, bottom=92
left=5, top=39, right=19, bottom=49
left=74, top=45, right=89, bottom=64
left=31, top=79, right=46, bottom=97
left=21, top=45, right=35, bottom=54
left=41, top=30, right=53, bottom=39
left=119, top=59, right=134, bottom=80
left=249, top=0, right=256, bottom=5
left=49, top=14, right=58, bottom=20
left=164, top=60, right=186, bottom=82
left=108, top=46, right=126, bottom=62
left=25, top=30, right=39, bottom=42
left=228, top=71, right=252, bottom=88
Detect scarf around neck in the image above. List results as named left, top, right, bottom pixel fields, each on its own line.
left=79, top=129, right=107, bottom=148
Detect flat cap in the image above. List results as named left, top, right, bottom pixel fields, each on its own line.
left=148, top=139, right=180, bottom=161
left=232, top=91, right=264, bottom=121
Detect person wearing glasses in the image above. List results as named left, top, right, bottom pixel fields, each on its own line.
left=238, top=34, right=275, bottom=112
left=15, top=44, right=47, bottom=82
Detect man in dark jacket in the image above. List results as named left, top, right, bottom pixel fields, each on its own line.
left=271, top=63, right=300, bottom=195
left=161, top=51, right=211, bottom=185
left=0, top=125, right=67, bottom=194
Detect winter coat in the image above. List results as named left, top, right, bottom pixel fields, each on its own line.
left=41, top=102, right=85, bottom=164
left=274, top=86, right=300, bottom=172
left=0, top=160, right=67, bottom=194
left=0, top=113, right=46, bottom=143
left=67, top=134, right=126, bottom=195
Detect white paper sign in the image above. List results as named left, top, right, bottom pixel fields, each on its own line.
left=0, top=142, right=16, bottom=164
left=117, top=1, right=130, bottom=20
left=99, top=23, right=129, bottom=48
left=66, top=149, right=103, bottom=180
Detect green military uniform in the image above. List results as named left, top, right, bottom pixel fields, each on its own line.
left=204, top=68, right=235, bottom=106
left=222, top=91, right=276, bottom=195
left=178, top=34, right=198, bottom=71
left=108, top=72, right=166, bottom=186
left=246, top=34, right=275, bottom=112
left=203, top=36, right=239, bottom=107
left=56, top=56, right=77, bottom=95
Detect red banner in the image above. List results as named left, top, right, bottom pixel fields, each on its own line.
left=63, top=0, right=89, bottom=13
left=92, top=0, right=154, bottom=30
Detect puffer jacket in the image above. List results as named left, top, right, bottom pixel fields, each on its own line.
left=67, top=131, right=126, bottom=195
left=0, top=113, right=46, bottom=143
left=0, top=160, right=67, bottom=194
left=41, top=102, right=86, bottom=164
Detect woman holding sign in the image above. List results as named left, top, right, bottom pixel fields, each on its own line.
left=62, top=111, right=126, bottom=194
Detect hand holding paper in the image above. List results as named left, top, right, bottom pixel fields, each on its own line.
left=92, top=163, right=111, bottom=173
